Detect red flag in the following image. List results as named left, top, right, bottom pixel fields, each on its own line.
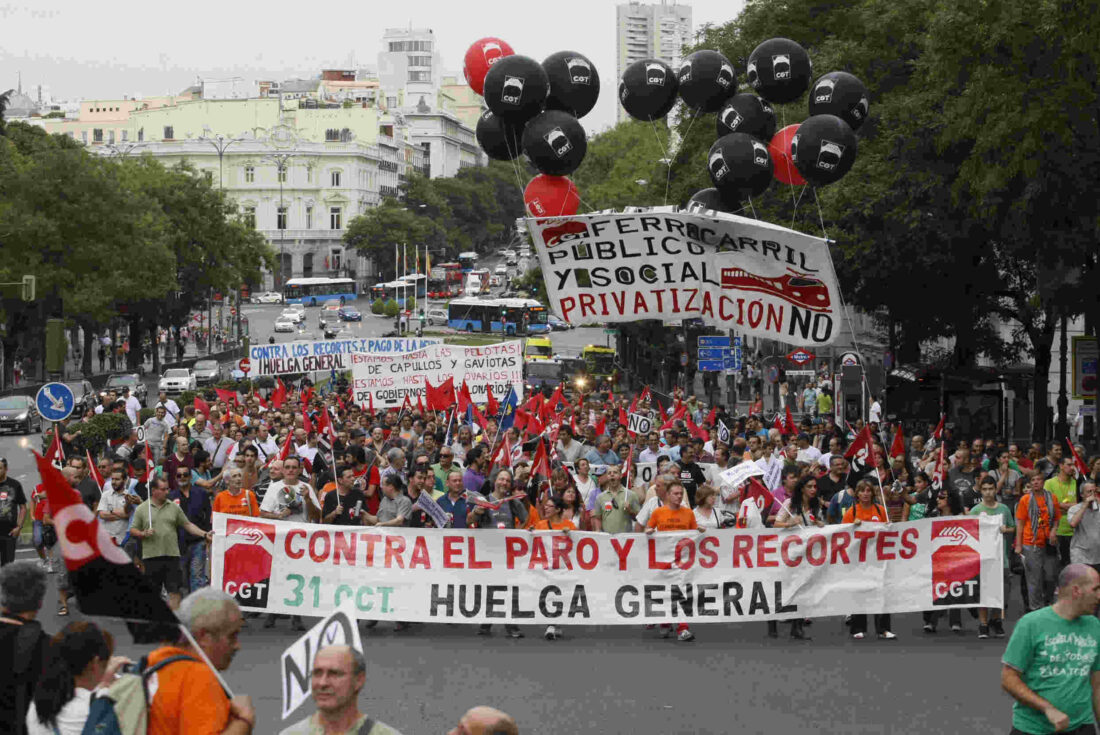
left=548, top=384, right=565, bottom=411
left=526, top=412, right=544, bottom=437
left=256, top=395, right=268, bottom=409
left=929, top=414, right=945, bottom=444
left=529, top=439, right=552, bottom=501
left=271, top=379, right=287, bottom=409
left=416, top=393, right=426, bottom=415
left=194, top=395, right=210, bottom=417
left=316, top=406, right=336, bottom=442
left=367, top=392, right=375, bottom=415
left=488, top=435, right=513, bottom=473
left=889, top=425, right=906, bottom=460
left=593, top=415, right=606, bottom=436
left=1066, top=438, right=1089, bottom=477
left=425, top=377, right=456, bottom=411
left=301, top=385, right=314, bottom=407
left=685, top=414, right=708, bottom=441
left=277, top=431, right=295, bottom=461
left=660, top=403, right=686, bottom=431
left=570, top=412, right=578, bottom=435
left=607, top=388, right=615, bottom=407
left=45, top=427, right=66, bottom=468
left=656, top=398, right=666, bottom=424
left=773, top=414, right=785, bottom=434
left=619, top=407, right=629, bottom=430
left=784, top=405, right=797, bottom=435
left=86, top=450, right=104, bottom=490
left=214, top=388, right=238, bottom=406
left=485, top=385, right=500, bottom=416
left=844, top=424, right=875, bottom=470
left=931, top=440, right=946, bottom=491
left=742, top=477, right=776, bottom=516
left=301, top=408, right=313, bottom=434
left=458, top=381, right=474, bottom=413
left=704, top=407, right=716, bottom=427
left=141, top=441, right=156, bottom=484
left=33, top=452, right=175, bottom=623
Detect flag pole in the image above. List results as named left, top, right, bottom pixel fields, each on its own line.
left=176, top=623, right=235, bottom=696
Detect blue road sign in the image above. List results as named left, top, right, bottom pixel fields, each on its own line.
left=698, top=348, right=727, bottom=360
left=698, top=336, right=731, bottom=348
left=36, top=382, right=76, bottom=422
left=698, top=360, right=725, bottom=372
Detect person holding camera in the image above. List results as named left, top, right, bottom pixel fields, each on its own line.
left=1067, top=482, right=1100, bottom=578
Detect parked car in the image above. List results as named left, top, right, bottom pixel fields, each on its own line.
left=274, top=316, right=296, bottom=333
left=338, top=306, right=362, bottom=322
left=159, top=368, right=196, bottom=395
left=426, top=308, right=448, bottom=326
left=547, top=314, right=574, bottom=331
left=251, top=291, right=283, bottom=305
left=489, top=275, right=504, bottom=287
left=102, top=373, right=147, bottom=404
left=65, top=379, right=98, bottom=415
left=0, top=395, right=41, bottom=434
left=494, top=264, right=509, bottom=275
left=193, top=359, right=220, bottom=385
left=282, top=304, right=306, bottom=323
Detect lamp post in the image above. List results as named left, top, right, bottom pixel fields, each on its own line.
left=104, top=141, right=145, bottom=158
left=199, top=132, right=245, bottom=189
left=263, top=152, right=294, bottom=291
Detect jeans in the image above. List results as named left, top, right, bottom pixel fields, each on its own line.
left=1057, top=534, right=1072, bottom=568
left=1021, top=545, right=1059, bottom=610
left=850, top=614, right=891, bottom=635
left=180, top=541, right=209, bottom=593
left=923, top=609, right=962, bottom=628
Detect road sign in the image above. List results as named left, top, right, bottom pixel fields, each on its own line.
left=698, top=348, right=728, bottom=360
left=698, top=336, right=731, bottom=348
left=787, top=349, right=815, bottom=365
left=238, top=358, right=252, bottom=374
left=698, top=360, right=725, bottom=372
left=731, top=336, right=743, bottom=371
left=839, top=352, right=860, bottom=367
left=136, top=426, right=146, bottom=443
left=36, top=382, right=75, bottom=422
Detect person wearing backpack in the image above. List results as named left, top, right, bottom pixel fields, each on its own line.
left=26, top=622, right=130, bottom=735
left=0, top=561, right=50, bottom=735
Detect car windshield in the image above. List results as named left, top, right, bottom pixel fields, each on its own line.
left=194, top=361, right=217, bottom=371
left=164, top=369, right=189, bottom=378
left=107, top=375, right=137, bottom=386
left=526, top=363, right=563, bottom=380
left=64, top=382, right=85, bottom=395
left=526, top=344, right=553, bottom=358
left=0, top=397, right=25, bottom=409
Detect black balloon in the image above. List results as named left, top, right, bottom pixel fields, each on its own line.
left=475, top=110, right=524, bottom=161
left=715, top=93, right=777, bottom=141
left=707, top=133, right=773, bottom=200
left=746, top=38, right=813, bottom=104
left=618, top=58, right=679, bottom=121
left=543, top=51, right=600, bottom=119
left=677, top=50, right=737, bottom=113
left=483, top=55, right=549, bottom=123
left=522, top=109, right=587, bottom=176
left=687, top=187, right=740, bottom=213
left=791, top=114, right=858, bottom=186
left=808, top=71, right=869, bottom=131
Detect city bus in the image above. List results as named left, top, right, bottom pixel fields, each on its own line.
left=458, top=252, right=479, bottom=273
left=283, top=277, right=358, bottom=306
left=428, top=263, right=463, bottom=298
left=447, top=297, right=550, bottom=334
left=369, top=275, right=426, bottom=307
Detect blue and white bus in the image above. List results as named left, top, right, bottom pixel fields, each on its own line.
left=447, top=297, right=550, bottom=335
left=369, top=275, right=427, bottom=308
left=283, top=277, right=358, bottom=306
left=458, top=252, right=479, bottom=273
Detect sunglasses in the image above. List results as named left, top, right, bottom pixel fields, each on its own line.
left=176, top=472, right=190, bottom=478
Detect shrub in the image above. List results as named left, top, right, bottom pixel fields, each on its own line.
left=180, top=390, right=199, bottom=408
left=371, top=298, right=385, bottom=314
left=72, top=413, right=133, bottom=458
left=138, top=407, right=155, bottom=425
left=382, top=299, right=400, bottom=317
left=406, top=296, right=416, bottom=311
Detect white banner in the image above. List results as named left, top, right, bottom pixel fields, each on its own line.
left=529, top=211, right=844, bottom=345
left=211, top=514, right=1003, bottom=624
left=249, top=338, right=442, bottom=377
left=350, top=341, right=523, bottom=410
left=281, top=604, right=363, bottom=719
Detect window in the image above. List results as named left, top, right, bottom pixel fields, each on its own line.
left=408, top=55, right=432, bottom=67
left=164, top=126, right=174, bottom=140
left=303, top=253, right=314, bottom=278
left=108, top=130, right=115, bottom=144
left=325, top=128, right=340, bottom=142
left=330, top=206, right=342, bottom=230
left=244, top=166, right=255, bottom=183
left=331, top=170, right=341, bottom=187
left=408, top=71, right=431, bottom=82
left=137, top=128, right=144, bottom=142
left=306, top=166, right=313, bottom=183
left=277, top=166, right=287, bottom=183
left=330, top=249, right=342, bottom=271
left=305, top=205, right=313, bottom=229
left=121, top=130, right=128, bottom=141
left=81, top=131, right=88, bottom=144
left=243, top=206, right=256, bottom=229
left=277, top=206, right=287, bottom=230
left=386, top=97, right=397, bottom=109
left=93, top=128, right=103, bottom=143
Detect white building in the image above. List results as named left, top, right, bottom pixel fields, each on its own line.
left=377, top=27, right=441, bottom=111
left=615, top=1, right=693, bottom=121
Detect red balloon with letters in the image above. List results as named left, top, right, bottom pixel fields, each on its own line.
left=464, top=37, right=515, bottom=96
left=524, top=175, right=580, bottom=218
left=769, top=124, right=805, bottom=186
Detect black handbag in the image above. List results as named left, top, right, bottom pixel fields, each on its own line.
left=41, top=524, right=58, bottom=549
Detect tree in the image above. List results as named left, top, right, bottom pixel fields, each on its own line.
left=343, top=199, right=436, bottom=280
left=0, top=90, right=11, bottom=136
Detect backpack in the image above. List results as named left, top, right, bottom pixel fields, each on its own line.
left=81, top=655, right=197, bottom=735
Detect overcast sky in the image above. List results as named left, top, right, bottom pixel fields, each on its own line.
left=1, top=0, right=744, bottom=133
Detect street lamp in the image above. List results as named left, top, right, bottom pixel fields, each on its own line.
left=263, top=151, right=295, bottom=292
left=104, top=141, right=145, bottom=158
left=198, top=130, right=246, bottom=189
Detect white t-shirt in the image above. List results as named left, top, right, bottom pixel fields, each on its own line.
left=97, top=487, right=131, bottom=542
left=574, top=475, right=597, bottom=509
left=260, top=480, right=318, bottom=521
left=203, top=436, right=233, bottom=469
left=26, top=688, right=92, bottom=735
left=156, top=399, right=180, bottom=428
left=694, top=506, right=722, bottom=529
left=796, top=445, right=822, bottom=464
left=636, top=495, right=663, bottom=528
left=125, top=395, right=142, bottom=424
left=869, top=401, right=882, bottom=424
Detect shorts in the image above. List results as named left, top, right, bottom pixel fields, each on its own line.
left=32, top=520, right=44, bottom=550
left=144, top=556, right=184, bottom=595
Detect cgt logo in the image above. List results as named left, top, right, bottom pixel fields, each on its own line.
left=545, top=127, right=572, bottom=158
left=751, top=141, right=770, bottom=167
left=541, top=220, right=588, bottom=247
left=772, top=54, right=792, bottom=80
left=483, top=42, right=504, bottom=66
left=501, top=76, right=525, bottom=105
left=747, top=59, right=760, bottom=88
left=645, top=62, right=666, bottom=86
left=678, top=59, right=692, bottom=83
left=223, top=518, right=276, bottom=609
left=719, top=106, right=743, bottom=132
left=853, top=96, right=869, bottom=120
left=814, top=77, right=836, bottom=103
left=618, top=81, right=630, bottom=103
left=717, top=62, right=735, bottom=89
left=566, top=57, right=592, bottom=85
left=816, top=140, right=846, bottom=171
left=931, top=518, right=981, bottom=606
left=709, top=150, right=730, bottom=182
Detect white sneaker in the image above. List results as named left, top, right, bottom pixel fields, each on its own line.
left=543, top=626, right=558, bottom=640
left=677, top=629, right=695, bottom=642
left=851, top=632, right=865, bottom=640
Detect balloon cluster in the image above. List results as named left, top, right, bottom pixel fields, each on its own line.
left=617, top=38, right=869, bottom=212
left=465, top=38, right=598, bottom=218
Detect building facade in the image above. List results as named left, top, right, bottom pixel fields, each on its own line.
left=377, top=27, right=441, bottom=111
left=615, top=1, right=693, bottom=121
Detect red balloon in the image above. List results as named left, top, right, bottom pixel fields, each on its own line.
left=769, top=124, right=806, bottom=186
left=463, top=37, right=515, bottom=96
left=524, top=175, right=580, bottom=218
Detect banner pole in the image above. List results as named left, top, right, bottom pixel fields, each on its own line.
left=176, top=622, right=235, bottom=697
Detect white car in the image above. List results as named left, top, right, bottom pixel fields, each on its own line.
left=280, top=307, right=305, bottom=324
left=426, top=308, right=448, bottom=326
left=251, top=291, right=283, bottom=304
left=159, top=368, right=196, bottom=395
left=274, top=316, right=296, bottom=332
left=494, top=264, right=509, bottom=275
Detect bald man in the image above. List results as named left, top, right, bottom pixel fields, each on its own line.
left=279, top=645, right=404, bottom=735
left=449, top=706, right=518, bottom=735
left=1002, top=564, right=1100, bottom=735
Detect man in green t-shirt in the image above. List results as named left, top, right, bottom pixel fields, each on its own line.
left=1046, top=457, right=1080, bottom=568
left=970, top=477, right=1015, bottom=639
left=131, top=475, right=214, bottom=609
left=592, top=466, right=640, bottom=534
left=1002, top=564, right=1100, bottom=734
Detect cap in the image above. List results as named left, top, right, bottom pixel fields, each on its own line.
left=797, top=432, right=810, bottom=442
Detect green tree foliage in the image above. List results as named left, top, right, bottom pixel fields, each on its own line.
left=383, top=299, right=399, bottom=318
left=371, top=298, right=385, bottom=314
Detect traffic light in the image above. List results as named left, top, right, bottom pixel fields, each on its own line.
left=21, top=275, right=35, bottom=302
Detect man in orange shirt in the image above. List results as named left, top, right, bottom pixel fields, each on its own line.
left=147, top=587, right=255, bottom=735
left=212, top=468, right=259, bottom=517
left=1015, top=473, right=1062, bottom=610
left=646, top=482, right=705, bottom=642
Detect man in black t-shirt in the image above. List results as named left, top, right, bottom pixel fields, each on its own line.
left=678, top=445, right=708, bottom=508
left=322, top=466, right=367, bottom=526
left=66, top=455, right=101, bottom=512
left=816, top=456, right=848, bottom=502
left=0, top=561, right=49, bottom=735
left=0, top=459, right=26, bottom=566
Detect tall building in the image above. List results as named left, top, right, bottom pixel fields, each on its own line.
left=615, top=1, right=693, bottom=121
left=377, top=27, right=441, bottom=111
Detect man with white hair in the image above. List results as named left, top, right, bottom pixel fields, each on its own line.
left=146, top=588, right=255, bottom=734
left=279, top=645, right=404, bottom=735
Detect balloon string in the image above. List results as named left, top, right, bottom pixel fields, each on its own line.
left=664, top=108, right=701, bottom=206
left=648, top=120, right=670, bottom=161
left=502, top=132, right=527, bottom=205
left=747, top=196, right=759, bottom=220
left=781, top=108, right=799, bottom=226
left=812, top=186, right=829, bottom=240
left=791, top=186, right=808, bottom=229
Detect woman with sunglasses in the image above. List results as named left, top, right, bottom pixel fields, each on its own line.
left=775, top=475, right=825, bottom=640
left=922, top=487, right=967, bottom=634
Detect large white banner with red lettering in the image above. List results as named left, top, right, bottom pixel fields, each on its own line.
left=528, top=211, right=843, bottom=345
left=210, top=514, right=1003, bottom=624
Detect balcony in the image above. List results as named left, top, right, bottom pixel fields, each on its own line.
left=258, top=228, right=345, bottom=241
